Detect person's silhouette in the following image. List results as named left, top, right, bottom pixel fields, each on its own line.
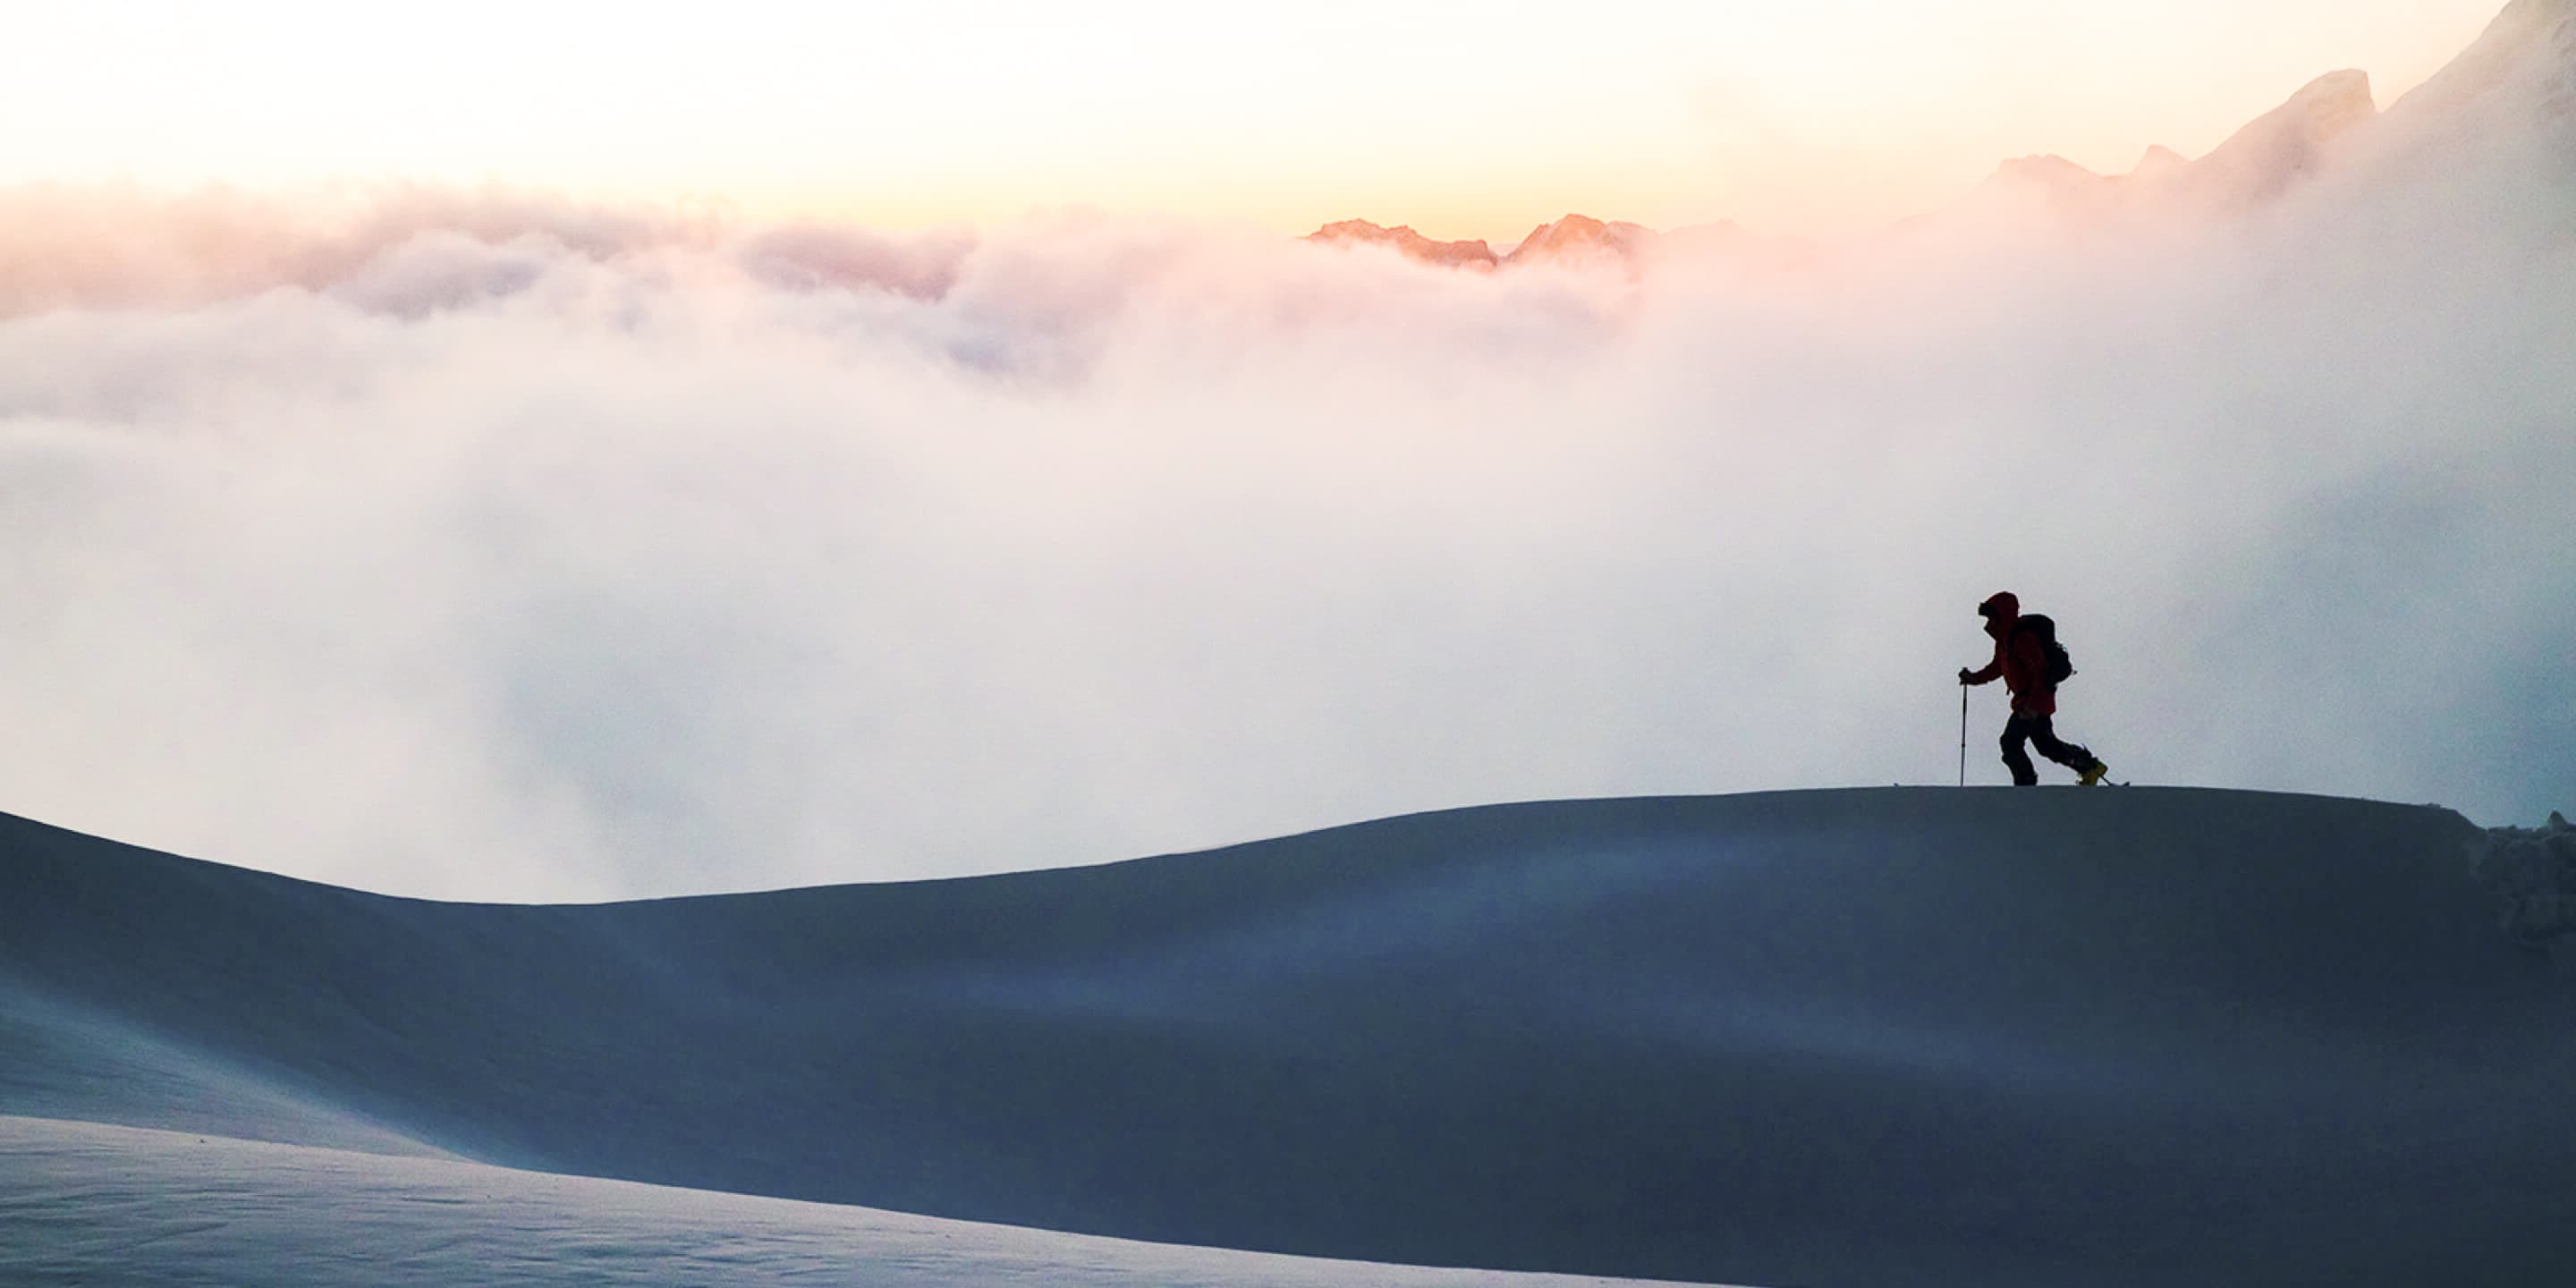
left=1959, top=591, right=2110, bottom=786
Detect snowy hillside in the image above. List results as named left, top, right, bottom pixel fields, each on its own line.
left=5, top=788, right=2572, bottom=1288
left=0, top=1115, right=1710, bottom=1288
left=2388, top=0, right=2575, bottom=118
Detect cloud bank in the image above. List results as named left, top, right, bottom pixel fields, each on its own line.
left=1, top=92, right=2569, bottom=899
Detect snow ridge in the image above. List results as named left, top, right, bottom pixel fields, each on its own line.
left=4, top=788, right=2573, bottom=1288
left=2389, top=0, right=2576, bottom=116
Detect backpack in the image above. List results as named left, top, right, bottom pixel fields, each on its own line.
left=2014, top=614, right=2077, bottom=686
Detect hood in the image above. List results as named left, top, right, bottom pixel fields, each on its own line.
left=1979, top=591, right=2021, bottom=635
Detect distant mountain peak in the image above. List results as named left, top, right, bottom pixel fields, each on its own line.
left=1305, top=215, right=1763, bottom=272
left=1988, top=154, right=2106, bottom=190
left=1312, top=1, right=2563, bottom=266
left=1503, top=214, right=1657, bottom=265
left=2389, top=0, right=2576, bottom=116
left=2186, top=68, right=2377, bottom=204
left=2290, top=67, right=2377, bottom=113
left=2130, top=145, right=2190, bottom=179
left=1306, top=220, right=1498, bottom=269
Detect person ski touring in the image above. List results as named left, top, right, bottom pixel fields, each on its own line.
left=1958, top=591, right=2112, bottom=786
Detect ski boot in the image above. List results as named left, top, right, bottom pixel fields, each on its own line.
left=2077, top=758, right=2112, bottom=787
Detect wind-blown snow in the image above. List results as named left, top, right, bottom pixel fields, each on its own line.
left=5, top=787, right=2572, bottom=1288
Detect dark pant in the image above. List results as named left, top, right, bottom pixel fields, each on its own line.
left=2002, top=714, right=2094, bottom=786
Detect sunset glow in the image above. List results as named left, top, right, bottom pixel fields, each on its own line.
left=3, top=0, right=2507, bottom=236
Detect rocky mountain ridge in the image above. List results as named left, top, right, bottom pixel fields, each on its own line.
left=1309, top=0, right=2568, bottom=268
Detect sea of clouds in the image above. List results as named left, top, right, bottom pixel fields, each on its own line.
left=1, top=108, right=2568, bottom=899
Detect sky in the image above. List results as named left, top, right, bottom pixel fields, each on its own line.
left=0, top=0, right=2512, bottom=237
left=0, top=1, right=2567, bottom=902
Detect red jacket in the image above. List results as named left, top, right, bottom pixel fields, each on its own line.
left=1965, top=591, right=2055, bottom=716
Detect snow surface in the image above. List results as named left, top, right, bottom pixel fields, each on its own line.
left=0, top=1114, right=1707, bottom=1287
left=5, top=787, right=2574, bottom=1288
left=2479, top=811, right=2576, bottom=947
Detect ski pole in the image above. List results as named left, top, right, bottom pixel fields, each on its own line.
left=1958, top=684, right=1968, bottom=787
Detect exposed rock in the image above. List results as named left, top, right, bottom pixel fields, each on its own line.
left=1501, top=214, right=1657, bottom=266
left=1306, top=219, right=1499, bottom=269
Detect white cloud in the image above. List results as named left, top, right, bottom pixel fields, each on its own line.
left=0, top=125, right=2567, bottom=899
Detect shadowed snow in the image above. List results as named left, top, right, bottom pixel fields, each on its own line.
left=0, top=1115, right=1724, bottom=1288
left=4, top=787, right=2572, bottom=1288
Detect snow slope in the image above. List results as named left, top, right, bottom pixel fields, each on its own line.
left=4, top=788, right=2573, bottom=1288
left=0, top=1114, right=1694, bottom=1288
